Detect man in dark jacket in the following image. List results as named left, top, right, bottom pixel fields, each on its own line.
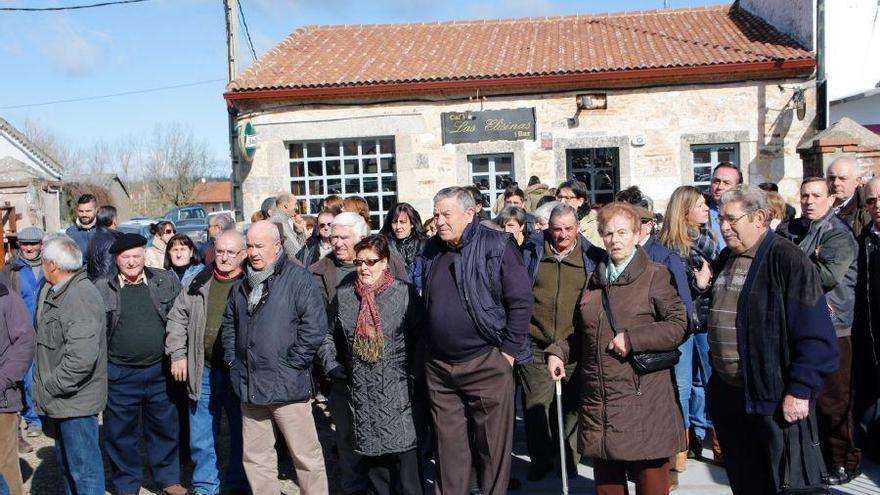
left=34, top=234, right=107, bottom=495
left=1, top=227, right=44, bottom=445
left=297, top=210, right=334, bottom=268
left=518, top=203, right=604, bottom=481
left=853, top=177, right=880, bottom=462
left=65, top=194, right=98, bottom=256
left=96, top=234, right=185, bottom=495
left=708, top=185, right=838, bottom=495
left=221, top=221, right=328, bottom=495
left=86, top=205, right=121, bottom=281
left=0, top=270, right=34, bottom=495
left=415, top=186, right=532, bottom=495
left=828, top=157, right=872, bottom=235
left=777, top=177, right=861, bottom=484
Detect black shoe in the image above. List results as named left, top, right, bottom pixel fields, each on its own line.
left=527, top=463, right=553, bottom=481
left=846, top=465, right=862, bottom=481
left=688, top=429, right=703, bottom=460
left=822, top=465, right=850, bottom=485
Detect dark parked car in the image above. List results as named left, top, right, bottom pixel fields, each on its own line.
left=164, top=205, right=209, bottom=243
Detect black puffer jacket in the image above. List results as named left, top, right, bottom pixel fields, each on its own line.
left=321, top=278, right=425, bottom=456
left=87, top=227, right=120, bottom=281
left=221, top=257, right=327, bottom=405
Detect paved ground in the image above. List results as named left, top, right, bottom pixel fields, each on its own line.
left=17, top=402, right=880, bottom=494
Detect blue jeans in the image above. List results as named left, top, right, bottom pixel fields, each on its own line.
left=0, top=473, right=9, bottom=495
left=53, top=415, right=105, bottom=495
left=674, top=335, right=694, bottom=429
left=689, top=332, right=713, bottom=438
left=21, top=363, right=41, bottom=429
left=189, top=367, right=247, bottom=494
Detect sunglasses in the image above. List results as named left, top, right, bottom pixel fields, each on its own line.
left=163, top=229, right=175, bottom=235
left=353, top=258, right=383, bottom=267
left=867, top=197, right=878, bottom=206
left=319, top=223, right=331, bottom=228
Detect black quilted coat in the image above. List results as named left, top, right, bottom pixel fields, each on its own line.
left=321, top=278, right=425, bottom=456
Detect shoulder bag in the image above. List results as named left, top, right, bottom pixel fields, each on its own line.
left=601, top=288, right=681, bottom=374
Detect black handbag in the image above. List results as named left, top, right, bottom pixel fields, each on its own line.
left=601, top=288, right=680, bottom=374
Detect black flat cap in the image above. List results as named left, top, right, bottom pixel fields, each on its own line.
left=109, top=233, right=147, bottom=254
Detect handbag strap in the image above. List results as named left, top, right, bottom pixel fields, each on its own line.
left=601, top=288, right=619, bottom=337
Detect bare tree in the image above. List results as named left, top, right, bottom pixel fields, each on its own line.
left=19, top=117, right=82, bottom=173
left=142, top=122, right=214, bottom=212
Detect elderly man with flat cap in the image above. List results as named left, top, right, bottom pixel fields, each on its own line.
left=95, top=233, right=184, bottom=495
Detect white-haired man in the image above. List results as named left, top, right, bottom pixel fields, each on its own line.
left=827, top=156, right=872, bottom=234
left=34, top=234, right=106, bottom=495
left=309, top=212, right=407, bottom=495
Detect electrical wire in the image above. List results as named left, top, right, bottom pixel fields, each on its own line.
left=0, top=0, right=150, bottom=12
left=0, top=78, right=225, bottom=110
left=237, top=0, right=258, bottom=62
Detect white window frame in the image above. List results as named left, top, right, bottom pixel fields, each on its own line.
left=468, top=153, right=514, bottom=213
left=288, top=137, right=397, bottom=231
left=690, top=143, right=740, bottom=192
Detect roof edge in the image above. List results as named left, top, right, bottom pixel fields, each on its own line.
left=225, top=59, right=816, bottom=104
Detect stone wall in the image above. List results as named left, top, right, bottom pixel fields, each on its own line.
left=236, top=78, right=816, bottom=219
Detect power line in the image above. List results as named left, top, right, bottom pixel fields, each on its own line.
left=237, top=0, right=258, bottom=62
left=0, top=78, right=225, bottom=110
left=0, top=0, right=150, bottom=12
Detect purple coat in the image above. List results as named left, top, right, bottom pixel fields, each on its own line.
left=0, top=276, right=35, bottom=413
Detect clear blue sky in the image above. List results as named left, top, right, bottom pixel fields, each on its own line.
left=0, top=0, right=722, bottom=169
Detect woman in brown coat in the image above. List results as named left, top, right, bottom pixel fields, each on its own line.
left=547, top=202, right=688, bottom=495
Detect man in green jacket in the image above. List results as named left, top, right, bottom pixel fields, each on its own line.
left=33, top=234, right=106, bottom=495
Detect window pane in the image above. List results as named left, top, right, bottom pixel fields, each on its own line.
left=718, top=148, right=736, bottom=164
left=344, top=159, right=359, bottom=175
left=309, top=199, right=322, bottom=214
left=290, top=162, right=304, bottom=177
left=366, top=196, right=379, bottom=211
left=325, top=142, right=340, bottom=157
left=290, top=143, right=304, bottom=159
left=692, top=149, right=711, bottom=164
left=362, top=140, right=377, bottom=155
left=291, top=180, right=305, bottom=196
left=308, top=161, right=323, bottom=176
left=381, top=176, right=395, bottom=192
left=326, top=159, right=341, bottom=175
left=306, top=143, right=322, bottom=159
left=380, top=157, right=395, bottom=173
left=342, top=140, right=358, bottom=156
left=345, top=178, right=360, bottom=193
left=382, top=195, right=397, bottom=210
left=309, top=180, right=324, bottom=195
left=327, top=179, right=342, bottom=194
left=298, top=199, right=308, bottom=215
left=495, top=174, right=512, bottom=189
left=495, top=155, right=513, bottom=173
left=363, top=158, right=378, bottom=174
left=363, top=177, right=379, bottom=193
left=471, top=157, right=489, bottom=174
left=379, top=138, right=395, bottom=155
left=369, top=215, right=380, bottom=231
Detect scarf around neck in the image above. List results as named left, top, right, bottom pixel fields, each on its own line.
left=245, top=257, right=278, bottom=311
left=352, top=269, right=395, bottom=363
left=76, top=217, right=97, bottom=230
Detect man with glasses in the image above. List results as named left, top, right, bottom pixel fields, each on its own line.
left=166, top=230, right=249, bottom=495
left=1, top=228, right=45, bottom=449
left=297, top=210, right=335, bottom=267
left=200, top=213, right=236, bottom=266
left=707, top=162, right=743, bottom=254
left=707, top=185, right=837, bottom=495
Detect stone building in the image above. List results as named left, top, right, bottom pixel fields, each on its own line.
left=225, top=4, right=818, bottom=227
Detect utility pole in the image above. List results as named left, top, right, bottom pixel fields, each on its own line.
left=224, top=0, right=243, bottom=220
left=816, top=0, right=828, bottom=130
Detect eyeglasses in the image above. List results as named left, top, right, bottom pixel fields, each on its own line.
left=318, top=223, right=331, bottom=228
left=216, top=249, right=242, bottom=258
left=718, top=212, right=749, bottom=226
left=353, top=258, right=383, bottom=267
left=163, top=229, right=175, bottom=235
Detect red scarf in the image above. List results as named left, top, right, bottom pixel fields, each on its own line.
left=352, top=269, right=395, bottom=363
left=214, top=266, right=242, bottom=281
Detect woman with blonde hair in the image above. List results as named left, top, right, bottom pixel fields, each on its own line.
left=658, top=185, right=718, bottom=479
left=765, top=191, right=786, bottom=231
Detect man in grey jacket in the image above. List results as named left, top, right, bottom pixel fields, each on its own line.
left=272, top=192, right=307, bottom=260
left=777, top=176, right=860, bottom=485
left=33, top=234, right=106, bottom=495
left=0, top=264, right=35, bottom=495
left=166, top=230, right=248, bottom=495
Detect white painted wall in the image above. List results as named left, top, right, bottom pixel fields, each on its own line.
left=831, top=92, right=880, bottom=127
left=826, top=0, right=880, bottom=101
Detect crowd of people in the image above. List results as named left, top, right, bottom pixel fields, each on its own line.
left=0, top=154, right=878, bottom=495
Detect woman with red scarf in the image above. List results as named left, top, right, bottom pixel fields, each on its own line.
left=321, top=234, right=426, bottom=495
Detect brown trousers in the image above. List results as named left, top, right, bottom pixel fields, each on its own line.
left=0, top=413, right=23, bottom=495
left=817, top=336, right=861, bottom=470
left=594, top=458, right=670, bottom=495
left=425, top=348, right=514, bottom=495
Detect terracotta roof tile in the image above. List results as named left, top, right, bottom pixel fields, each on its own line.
left=228, top=4, right=813, bottom=93
left=188, top=181, right=231, bottom=204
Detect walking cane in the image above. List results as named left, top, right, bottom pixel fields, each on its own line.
left=556, top=380, right=570, bottom=495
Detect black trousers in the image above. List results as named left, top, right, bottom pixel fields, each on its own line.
left=708, top=375, right=828, bottom=495
left=363, top=449, right=423, bottom=495
left=425, top=348, right=514, bottom=495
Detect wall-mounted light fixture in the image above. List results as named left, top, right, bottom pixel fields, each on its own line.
left=577, top=93, right=607, bottom=110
